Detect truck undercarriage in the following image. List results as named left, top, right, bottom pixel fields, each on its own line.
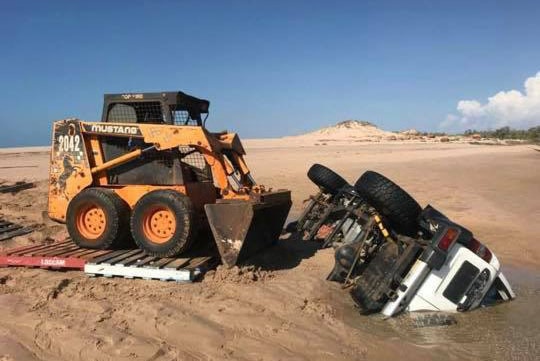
left=294, top=164, right=515, bottom=316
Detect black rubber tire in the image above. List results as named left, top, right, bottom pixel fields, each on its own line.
left=355, top=171, right=421, bottom=237
left=307, top=164, right=348, bottom=195
left=130, top=190, right=195, bottom=257
left=66, top=188, right=131, bottom=249
left=349, top=241, right=398, bottom=314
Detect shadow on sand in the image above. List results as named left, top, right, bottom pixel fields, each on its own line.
left=113, top=227, right=321, bottom=273
left=241, top=231, right=321, bottom=271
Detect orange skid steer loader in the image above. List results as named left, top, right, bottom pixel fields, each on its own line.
left=47, top=91, right=291, bottom=267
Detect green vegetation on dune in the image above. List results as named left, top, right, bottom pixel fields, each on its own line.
left=463, top=126, right=540, bottom=143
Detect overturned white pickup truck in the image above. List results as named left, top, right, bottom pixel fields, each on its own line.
left=294, top=164, right=515, bottom=316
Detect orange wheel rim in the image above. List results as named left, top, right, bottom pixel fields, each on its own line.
left=76, top=203, right=106, bottom=240
left=142, top=206, right=176, bottom=244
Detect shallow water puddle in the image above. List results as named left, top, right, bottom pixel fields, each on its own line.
left=342, top=265, right=540, bottom=361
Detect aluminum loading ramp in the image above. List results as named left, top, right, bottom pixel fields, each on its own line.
left=0, top=181, right=35, bottom=194
left=0, top=241, right=214, bottom=282
left=85, top=250, right=213, bottom=282
left=0, top=219, right=35, bottom=241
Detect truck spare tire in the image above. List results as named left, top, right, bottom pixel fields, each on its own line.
left=354, top=171, right=421, bottom=237
left=307, top=163, right=348, bottom=195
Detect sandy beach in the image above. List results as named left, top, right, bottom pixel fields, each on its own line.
left=0, top=140, right=539, bottom=361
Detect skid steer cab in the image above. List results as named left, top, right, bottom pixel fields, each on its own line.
left=47, top=91, right=291, bottom=267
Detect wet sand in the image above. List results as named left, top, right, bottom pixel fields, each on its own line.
left=0, top=142, right=539, bottom=361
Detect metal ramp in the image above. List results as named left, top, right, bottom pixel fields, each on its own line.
left=0, top=219, right=35, bottom=241
left=0, top=240, right=110, bottom=269
left=84, top=251, right=213, bottom=282
left=0, top=241, right=214, bottom=282
left=0, top=181, right=35, bottom=194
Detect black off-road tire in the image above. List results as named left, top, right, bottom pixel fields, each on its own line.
left=130, top=190, right=196, bottom=257
left=66, top=188, right=131, bottom=249
left=307, top=164, right=348, bottom=195
left=349, top=241, right=399, bottom=314
left=355, top=171, right=421, bottom=237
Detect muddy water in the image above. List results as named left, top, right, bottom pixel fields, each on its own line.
left=342, top=266, right=540, bottom=361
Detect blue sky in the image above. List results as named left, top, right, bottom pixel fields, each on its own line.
left=1, top=0, right=539, bottom=147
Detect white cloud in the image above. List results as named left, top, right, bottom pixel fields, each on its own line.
left=442, top=72, right=540, bottom=131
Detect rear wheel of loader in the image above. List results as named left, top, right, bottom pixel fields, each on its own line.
left=67, top=188, right=131, bottom=249
left=307, top=163, right=348, bottom=195
left=130, top=190, right=195, bottom=257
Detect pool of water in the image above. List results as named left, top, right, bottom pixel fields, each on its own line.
left=343, top=265, right=540, bottom=361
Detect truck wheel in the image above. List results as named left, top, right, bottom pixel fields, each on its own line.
left=130, top=190, right=195, bottom=257
left=67, top=188, right=131, bottom=249
left=307, top=163, right=348, bottom=195
left=354, top=171, right=421, bottom=237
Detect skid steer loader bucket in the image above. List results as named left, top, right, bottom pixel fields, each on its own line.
left=205, top=190, right=292, bottom=267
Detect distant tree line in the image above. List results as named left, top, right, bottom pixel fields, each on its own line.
left=419, top=132, right=448, bottom=137
left=463, top=126, right=540, bottom=143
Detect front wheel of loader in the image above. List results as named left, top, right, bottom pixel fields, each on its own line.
left=66, top=188, right=131, bottom=249
left=130, top=190, right=196, bottom=257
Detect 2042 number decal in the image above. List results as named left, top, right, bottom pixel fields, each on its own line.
left=58, top=134, right=81, bottom=152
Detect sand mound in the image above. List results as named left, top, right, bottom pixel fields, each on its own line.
left=203, top=265, right=275, bottom=284
left=270, top=120, right=467, bottom=147
left=294, top=120, right=394, bottom=142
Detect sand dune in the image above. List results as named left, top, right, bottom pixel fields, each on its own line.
left=294, top=120, right=394, bottom=139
